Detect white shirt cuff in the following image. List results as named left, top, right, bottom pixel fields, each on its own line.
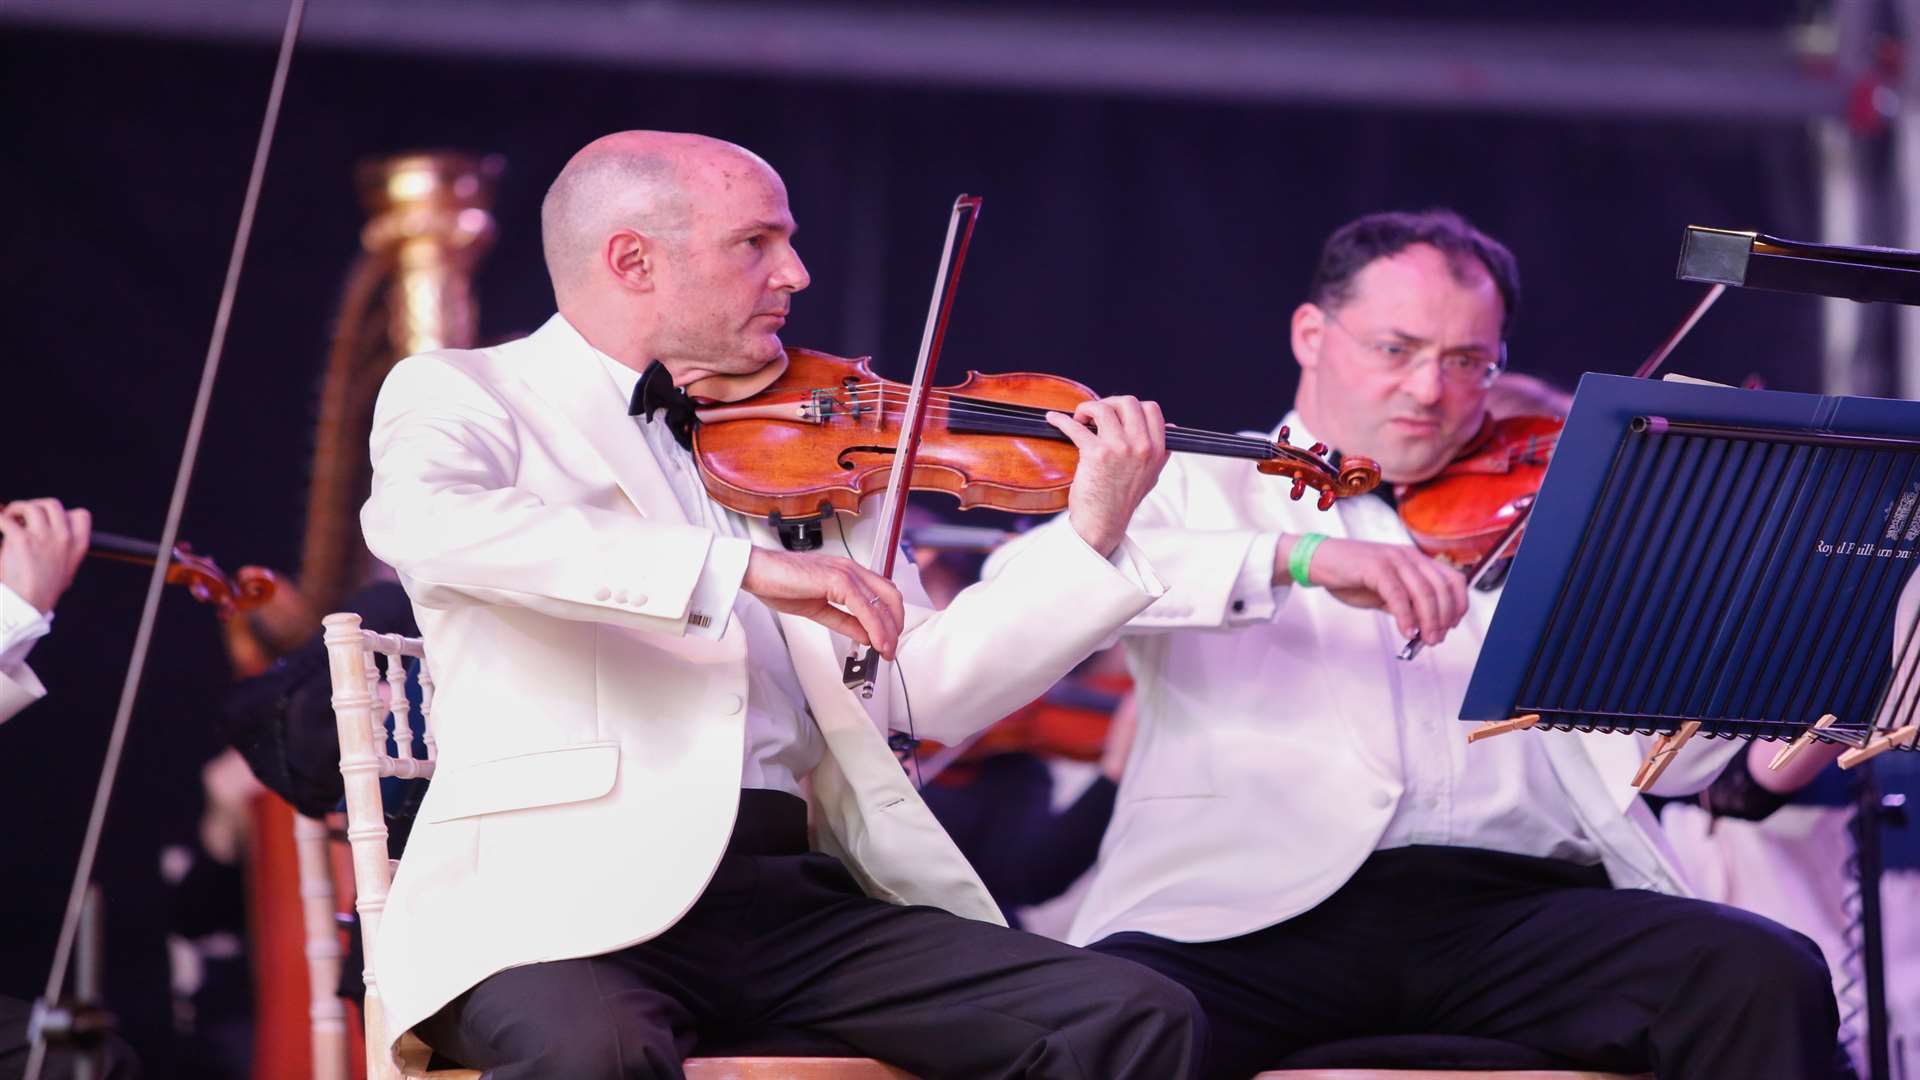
left=0, top=583, right=51, bottom=671
left=683, top=535, right=752, bottom=640
left=1228, top=532, right=1285, bottom=622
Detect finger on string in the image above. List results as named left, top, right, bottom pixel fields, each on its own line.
left=1074, top=398, right=1119, bottom=437
left=1104, top=396, right=1147, bottom=443
left=1142, top=400, right=1168, bottom=453
left=1044, top=411, right=1099, bottom=451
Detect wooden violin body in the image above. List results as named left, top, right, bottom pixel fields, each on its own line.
left=692, top=347, right=1381, bottom=522
left=1397, top=414, right=1561, bottom=569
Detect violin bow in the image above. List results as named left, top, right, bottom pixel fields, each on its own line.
left=842, top=194, right=983, bottom=695
left=24, top=2, right=307, bottom=1075
left=1397, top=282, right=1728, bottom=663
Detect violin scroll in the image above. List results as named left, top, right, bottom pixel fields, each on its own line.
left=88, top=533, right=279, bottom=619
left=1256, top=426, right=1382, bottom=511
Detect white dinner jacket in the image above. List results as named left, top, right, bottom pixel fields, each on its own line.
left=0, top=664, right=43, bottom=725
left=988, top=417, right=1741, bottom=949
left=360, top=315, right=1164, bottom=1068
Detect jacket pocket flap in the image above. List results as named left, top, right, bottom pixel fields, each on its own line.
left=420, top=741, right=620, bottom=823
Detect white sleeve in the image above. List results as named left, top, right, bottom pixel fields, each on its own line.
left=0, top=583, right=51, bottom=724
left=362, top=353, right=750, bottom=638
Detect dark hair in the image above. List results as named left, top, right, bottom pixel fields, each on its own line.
left=1307, top=209, right=1520, bottom=337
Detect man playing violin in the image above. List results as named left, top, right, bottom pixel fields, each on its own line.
left=989, top=209, right=1842, bottom=1079
left=359, top=130, right=1203, bottom=1080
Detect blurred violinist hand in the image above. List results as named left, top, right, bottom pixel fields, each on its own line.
left=0, top=497, right=91, bottom=615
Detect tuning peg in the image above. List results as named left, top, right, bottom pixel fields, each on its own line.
left=1290, top=478, right=1306, bottom=500
left=1277, top=425, right=1291, bottom=442
left=1310, top=442, right=1327, bottom=457
left=1317, top=490, right=1336, bottom=510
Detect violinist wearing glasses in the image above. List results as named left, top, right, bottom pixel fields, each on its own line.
left=987, top=210, right=1844, bottom=1080
left=358, top=130, right=1205, bottom=1080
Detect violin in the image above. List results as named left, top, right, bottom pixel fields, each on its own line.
left=690, top=348, right=1383, bottom=522
left=1395, top=413, right=1561, bottom=571
left=86, top=531, right=278, bottom=618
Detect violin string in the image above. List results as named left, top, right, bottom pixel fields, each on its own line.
left=840, top=383, right=1272, bottom=443
left=843, top=388, right=1337, bottom=458
left=841, top=399, right=1286, bottom=458
left=840, top=404, right=1314, bottom=461
left=835, top=387, right=1285, bottom=455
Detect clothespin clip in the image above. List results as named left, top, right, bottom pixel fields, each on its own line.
left=1467, top=713, right=1539, bottom=744
left=1632, top=720, right=1701, bottom=790
left=1840, top=723, right=1920, bottom=769
left=1768, top=714, right=1839, bottom=772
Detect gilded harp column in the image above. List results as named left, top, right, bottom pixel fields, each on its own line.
left=297, top=151, right=504, bottom=618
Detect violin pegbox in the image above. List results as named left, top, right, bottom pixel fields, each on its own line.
left=1255, top=430, right=1382, bottom=511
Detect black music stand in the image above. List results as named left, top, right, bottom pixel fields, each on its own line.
left=1461, top=373, right=1920, bottom=1080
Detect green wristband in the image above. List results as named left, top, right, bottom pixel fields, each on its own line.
left=1288, top=532, right=1328, bottom=587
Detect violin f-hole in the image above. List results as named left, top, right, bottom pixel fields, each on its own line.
left=837, top=445, right=897, bottom=470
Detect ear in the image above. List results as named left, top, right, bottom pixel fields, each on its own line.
left=1291, top=302, right=1325, bottom=372
left=604, top=228, right=657, bottom=293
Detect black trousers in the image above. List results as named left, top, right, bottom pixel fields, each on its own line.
left=417, top=791, right=1204, bottom=1080
left=1093, top=846, right=1841, bottom=1080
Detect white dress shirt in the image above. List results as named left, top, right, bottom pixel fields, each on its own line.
left=594, top=351, right=823, bottom=797
left=990, top=412, right=1734, bottom=947
left=0, top=582, right=51, bottom=723
left=1174, top=415, right=1601, bottom=864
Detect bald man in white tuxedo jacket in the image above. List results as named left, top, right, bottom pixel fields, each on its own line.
left=358, top=131, right=1203, bottom=1080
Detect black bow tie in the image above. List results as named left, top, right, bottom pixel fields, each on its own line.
left=629, top=360, right=698, bottom=450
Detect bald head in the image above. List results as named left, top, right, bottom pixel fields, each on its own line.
left=540, top=131, right=769, bottom=298
left=538, top=130, right=809, bottom=380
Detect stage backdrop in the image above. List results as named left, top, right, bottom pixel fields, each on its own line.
left=0, top=21, right=1822, bottom=1072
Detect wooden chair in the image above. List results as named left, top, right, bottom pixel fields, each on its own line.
left=316, top=611, right=916, bottom=1080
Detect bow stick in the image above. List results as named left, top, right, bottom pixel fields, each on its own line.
left=24, top=2, right=308, bottom=1076
left=842, top=194, right=984, bottom=696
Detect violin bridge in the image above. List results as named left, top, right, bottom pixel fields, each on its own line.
left=1768, top=713, right=1839, bottom=772
left=1631, top=720, right=1700, bottom=790
left=1466, top=713, right=1539, bottom=744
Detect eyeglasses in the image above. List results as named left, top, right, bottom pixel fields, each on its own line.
left=1322, top=309, right=1508, bottom=389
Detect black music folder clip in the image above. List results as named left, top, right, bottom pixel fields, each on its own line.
left=1459, top=373, right=1920, bottom=782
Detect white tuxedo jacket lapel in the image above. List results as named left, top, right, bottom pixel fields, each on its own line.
left=518, top=316, right=691, bottom=526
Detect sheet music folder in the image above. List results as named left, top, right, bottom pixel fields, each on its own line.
left=1460, top=373, right=1920, bottom=747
